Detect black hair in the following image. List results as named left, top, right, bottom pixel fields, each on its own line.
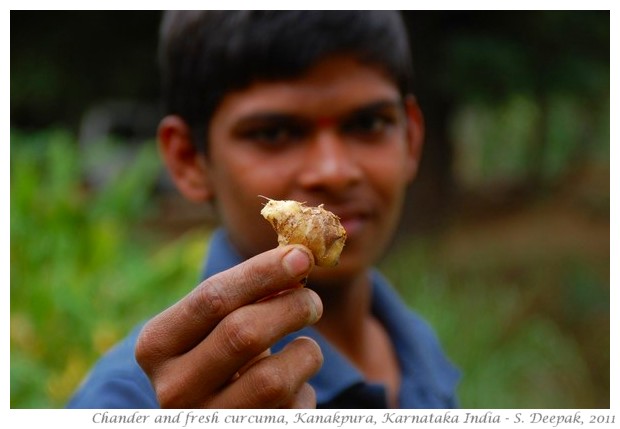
left=159, top=11, right=414, bottom=151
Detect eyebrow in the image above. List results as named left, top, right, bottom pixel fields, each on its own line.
left=232, top=98, right=404, bottom=128
left=345, top=99, right=404, bottom=118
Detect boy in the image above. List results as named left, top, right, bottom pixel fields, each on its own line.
left=68, top=11, right=459, bottom=409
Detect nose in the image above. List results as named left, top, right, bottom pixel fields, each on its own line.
left=297, top=129, right=363, bottom=194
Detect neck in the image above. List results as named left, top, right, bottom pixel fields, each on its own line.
left=309, top=270, right=402, bottom=407
left=310, top=272, right=373, bottom=357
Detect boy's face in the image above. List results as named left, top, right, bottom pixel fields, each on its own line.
left=186, top=56, right=422, bottom=285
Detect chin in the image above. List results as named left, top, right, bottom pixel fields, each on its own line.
left=307, top=250, right=373, bottom=288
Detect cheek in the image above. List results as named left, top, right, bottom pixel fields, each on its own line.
left=208, top=156, right=296, bottom=257
left=214, top=185, right=276, bottom=257
left=358, top=146, right=412, bottom=248
left=220, top=161, right=294, bottom=208
left=362, top=146, right=412, bottom=204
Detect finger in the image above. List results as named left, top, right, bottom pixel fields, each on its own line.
left=285, top=383, right=317, bottom=409
left=154, top=288, right=322, bottom=407
left=235, top=348, right=272, bottom=379
left=136, top=245, right=313, bottom=365
left=206, top=337, right=323, bottom=409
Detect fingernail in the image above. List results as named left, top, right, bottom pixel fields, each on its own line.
left=308, top=291, right=323, bottom=322
left=283, top=247, right=311, bottom=278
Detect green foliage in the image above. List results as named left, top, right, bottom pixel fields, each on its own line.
left=381, top=238, right=608, bottom=408
left=11, top=128, right=608, bottom=409
left=10, top=130, right=207, bottom=408
left=435, top=11, right=610, bottom=103
left=451, top=92, right=610, bottom=188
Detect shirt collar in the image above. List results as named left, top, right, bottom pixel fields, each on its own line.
left=369, top=270, right=461, bottom=407
left=201, top=228, right=245, bottom=278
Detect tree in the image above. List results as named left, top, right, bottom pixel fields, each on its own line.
left=400, top=11, right=609, bottom=233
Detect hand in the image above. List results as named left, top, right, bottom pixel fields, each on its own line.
left=135, top=245, right=323, bottom=408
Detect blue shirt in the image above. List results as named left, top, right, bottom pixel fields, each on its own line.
left=67, top=229, right=460, bottom=409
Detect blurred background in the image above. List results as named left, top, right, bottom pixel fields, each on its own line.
left=10, top=11, right=610, bottom=408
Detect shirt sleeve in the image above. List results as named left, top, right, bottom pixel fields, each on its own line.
left=67, top=372, right=159, bottom=409
left=66, top=323, right=159, bottom=409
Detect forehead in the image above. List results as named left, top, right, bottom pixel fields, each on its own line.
left=212, top=56, right=401, bottom=124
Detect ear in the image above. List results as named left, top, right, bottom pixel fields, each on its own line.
left=403, top=95, right=425, bottom=183
left=157, top=115, right=213, bottom=202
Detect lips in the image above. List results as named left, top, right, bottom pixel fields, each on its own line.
left=339, top=216, right=366, bottom=236
left=325, top=205, right=373, bottom=238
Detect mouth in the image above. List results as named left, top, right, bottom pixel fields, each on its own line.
left=338, top=215, right=367, bottom=236
left=327, top=204, right=373, bottom=238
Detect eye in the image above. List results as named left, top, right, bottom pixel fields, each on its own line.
left=342, top=112, right=399, bottom=141
left=237, top=122, right=307, bottom=147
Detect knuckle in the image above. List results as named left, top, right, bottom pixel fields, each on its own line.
left=134, top=328, right=149, bottom=366
left=187, top=279, right=226, bottom=322
left=154, top=380, right=183, bottom=408
left=239, top=261, right=272, bottom=290
left=250, top=365, right=292, bottom=405
left=134, top=323, right=164, bottom=373
left=221, top=311, right=261, bottom=355
left=152, top=365, right=205, bottom=408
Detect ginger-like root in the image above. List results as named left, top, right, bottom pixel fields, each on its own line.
left=260, top=197, right=347, bottom=267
